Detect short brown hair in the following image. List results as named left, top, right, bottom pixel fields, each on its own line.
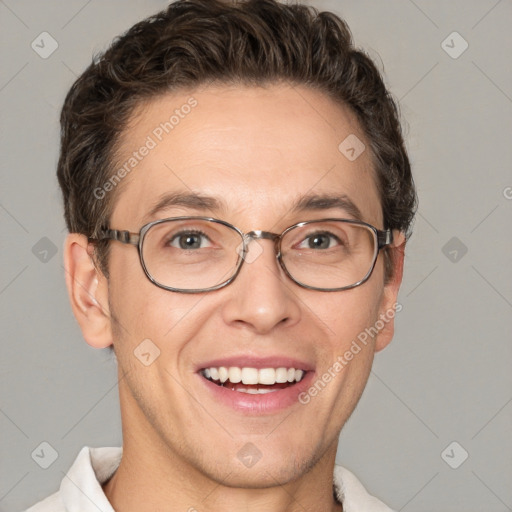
left=57, top=0, right=417, bottom=281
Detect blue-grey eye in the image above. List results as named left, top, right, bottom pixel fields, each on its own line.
left=298, top=232, right=340, bottom=250
left=169, top=231, right=212, bottom=249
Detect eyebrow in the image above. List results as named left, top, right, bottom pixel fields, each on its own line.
left=144, top=191, right=226, bottom=222
left=143, top=191, right=364, bottom=223
left=291, top=193, right=364, bottom=221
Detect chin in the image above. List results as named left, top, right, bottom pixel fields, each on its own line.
left=188, top=440, right=322, bottom=489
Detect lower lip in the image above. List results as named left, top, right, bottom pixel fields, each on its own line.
left=197, top=371, right=316, bottom=414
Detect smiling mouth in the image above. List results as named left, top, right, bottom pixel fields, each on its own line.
left=200, top=366, right=307, bottom=394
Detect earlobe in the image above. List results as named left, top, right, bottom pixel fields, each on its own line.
left=63, top=234, right=113, bottom=349
left=374, top=232, right=406, bottom=352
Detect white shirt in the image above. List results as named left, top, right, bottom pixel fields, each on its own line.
left=26, top=447, right=395, bottom=512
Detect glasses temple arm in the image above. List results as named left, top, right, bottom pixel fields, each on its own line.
left=98, top=228, right=140, bottom=246
left=377, top=229, right=393, bottom=249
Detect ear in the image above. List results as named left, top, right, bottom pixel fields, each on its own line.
left=374, top=231, right=406, bottom=353
left=63, top=233, right=113, bottom=349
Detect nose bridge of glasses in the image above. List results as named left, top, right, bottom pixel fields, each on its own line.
left=239, top=230, right=281, bottom=261
left=244, top=230, right=280, bottom=242
left=244, top=230, right=280, bottom=250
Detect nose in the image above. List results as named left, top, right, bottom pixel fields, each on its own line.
left=220, top=238, right=301, bottom=334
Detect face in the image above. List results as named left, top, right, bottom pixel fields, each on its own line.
left=83, top=84, right=403, bottom=486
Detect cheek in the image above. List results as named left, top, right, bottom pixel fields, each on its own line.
left=107, top=249, right=184, bottom=346
left=107, top=252, right=220, bottom=372
left=110, top=281, right=199, bottom=346
left=322, top=291, right=380, bottom=410
left=317, top=283, right=383, bottom=351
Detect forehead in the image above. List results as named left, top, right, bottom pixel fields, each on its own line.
left=110, top=84, right=382, bottom=230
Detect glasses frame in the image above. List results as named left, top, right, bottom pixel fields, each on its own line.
left=96, top=216, right=394, bottom=293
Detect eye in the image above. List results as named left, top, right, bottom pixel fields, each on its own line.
left=168, top=230, right=212, bottom=250
left=297, top=231, right=341, bottom=250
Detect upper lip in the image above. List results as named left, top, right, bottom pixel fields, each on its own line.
left=195, top=355, right=315, bottom=372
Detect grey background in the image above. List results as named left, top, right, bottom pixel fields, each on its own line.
left=1, top=0, right=511, bottom=510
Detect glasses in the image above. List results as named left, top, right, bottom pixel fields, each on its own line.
left=95, top=216, right=393, bottom=293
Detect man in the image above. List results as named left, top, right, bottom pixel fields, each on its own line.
left=27, top=0, right=417, bottom=510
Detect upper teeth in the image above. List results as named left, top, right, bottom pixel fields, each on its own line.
left=202, top=367, right=304, bottom=385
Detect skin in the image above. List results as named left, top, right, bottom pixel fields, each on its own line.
left=64, top=83, right=405, bottom=512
